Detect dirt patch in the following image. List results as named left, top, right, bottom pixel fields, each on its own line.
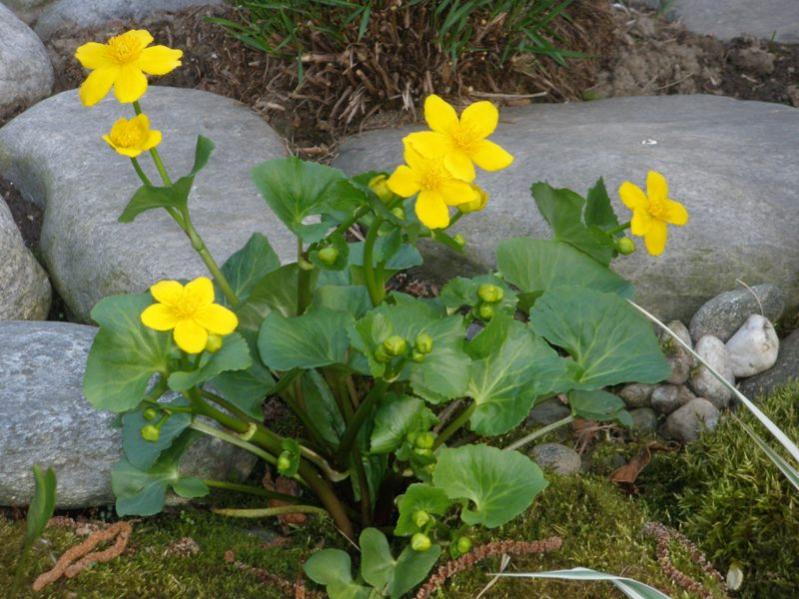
left=594, top=5, right=799, bottom=106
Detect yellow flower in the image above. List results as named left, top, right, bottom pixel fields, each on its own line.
left=102, top=114, right=162, bottom=158
left=403, top=95, right=514, bottom=182
left=387, top=143, right=479, bottom=229
left=75, top=29, right=183, bottom=106
left=619, top=171, right=689, bottom=256
left=140, top=277, right=238, bottom=354
left=457, top=184, right=489, bottom=214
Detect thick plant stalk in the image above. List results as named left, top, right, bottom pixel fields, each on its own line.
left=629, top=300, right=799, bottom=466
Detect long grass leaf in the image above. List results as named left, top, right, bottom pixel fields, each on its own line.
left=496, top=568, right=672, bottom=599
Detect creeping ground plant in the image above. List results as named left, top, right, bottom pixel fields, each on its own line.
left=77, top=29, right=688, bottom=596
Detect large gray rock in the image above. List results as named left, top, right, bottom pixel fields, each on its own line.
left=739, top=329, right=799, bottom=399
left=35, top=0, right=223, bottom=40
left=0, top=321, right=255, bottom=508
left=636, top=0, right=799, bottom=44
left=689, top=284, right=785, bottom=342
left=0, top=86, right=290, bottom=322
left=664, top=398, right=720, bottom=443
left=0, top=196, right=50, bottom=319
left=0, top=3, right=53, bottom=115
left=333, top=95, right=799, bottom=322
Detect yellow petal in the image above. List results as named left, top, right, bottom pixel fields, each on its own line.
left=140, top=303, right=179, bottom=331
left=443, top=150, right=476, bottom=182
left=112, top=145, right=143, bottom=158
left=644, top=220, right=668, bottom=256
left=387, top=165, right=420, bottom=197
left=78, top=66, right=118, bottom=106
left=75, top=42, right=114, bottom=70
left=415, top=190, right=450, bottom=229
left=618, top=181, right=648, bottom=211
left=404, top=131, right=448, bottom=158
left=184, top=277, right=215, bottom=306
left=150, top=280, right=184, bottom=305
left=137, top=45, right=183, bottom=75
left=194, top=304, right=238, bottom=335
left=113, top=65, right=148, bottom=104
left=630, top=208, right=652, bottom=236
left=402, top=143, right=427, bottom=172
left=663, top=199, right=688, bottom=226
left=173, top=320, right=208, bottom=354
left=458, top=184, right=489, bottom=214
left=470, top=139, right=513, bottom=171
left=646, top=171, right=668, bottom=203
left=438, top=178, right=479, bottom=207
left=143, top=130, right=162, bottom=152
left=460, top=101, right=499, bottom=139
left=424, top=94, right=458, bottom=133
left=124, top=29, right=155, bottom=49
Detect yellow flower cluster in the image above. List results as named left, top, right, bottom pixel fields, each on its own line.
left=619, top=171, right=688, bottom=256
left=387, top=95, right=514, bottom=229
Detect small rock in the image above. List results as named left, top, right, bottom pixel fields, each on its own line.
left=689, top=336, right=735, bottom=409
left=739, top=329, right=799, bottom=399
left=0, top=4, right=54, bottom=116
left=726, top=314, right=779, bottom=378
left=731, top=46, right=775, bottom=75
left=618, top=383, right=655, bottom=409
left=690, top=284, right=784, bottom=343
left=530, top=443, right=581, bottom=475
left=0, top=196, right=51, bottom=319
left=659, top=320, right=693, bottom=384
left=788, top=85, right=799, bottom=108
left=664, top=398, right=720, bottom=444
left=527, top=397, right=571, bottom=426
left=651, top=384, right=696, bottom=415
left=629, top=408, right=658, bottom=433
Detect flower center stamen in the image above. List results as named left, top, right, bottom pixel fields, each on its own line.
left=108, top=33, right=143, bottom=64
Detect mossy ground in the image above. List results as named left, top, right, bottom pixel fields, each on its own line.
left=1, top=475, right=726, bottom=598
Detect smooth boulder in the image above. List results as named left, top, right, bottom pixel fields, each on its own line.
left=333, top=95, right=799, bottom=322
left=739, top=329, right=799, bottom=399
left=0, top=86, right=291, bottom=322
left=689, top=335, right=735, bottom=409
left=0, top=196, right=50, bottom=319
left=664, top=398, right=720, bottom=443
left=726, top=314, right=779, bottom=378
left=689, top=284, right=784, bottom=342
left=530, top=443, right=581, bottom=475
left=0, top=3, right=53, bottom=116
left=0, top=321, right=255, bottom=508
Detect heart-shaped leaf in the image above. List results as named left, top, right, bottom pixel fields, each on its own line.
left=394, top=483, right=453, bottom=536
left=220, top=233, right=280, bottom=304
left=304, top=549, right=372, bottom=599
left=121, top=398, right=192, bottom=470
left=568, top=389, right=632, bottom=427
left=258, top=308, right=351, bottom=370
left=210, top=331, right=275, bottom=420
left=168, top=333, right=251, bottom=391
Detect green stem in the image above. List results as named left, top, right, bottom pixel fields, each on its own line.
left=336, top=380, right=388, bottom=463
left=362, top=216, right=385, bottom=305
left=181, top=208, right=239, bottom=306
left=130, top=157, right=153, bottom=187
left=504, top=415, right=575, bottom=452
left=10, top=541, right=31, bottom=598
left=190, top=420, right=279, bottom=467
left=314, top=205, right=370, bottom=250
left=607, top=221, right=631, bottom=236
left=434, top=402, right=476, bottom=449
left=296, top=236, right=312, bottom=314
left=200, top=389, right=259, bottom=424
left=213, top=505, right=329, bottom=519
left=203, top=479, right=299, bottom=503
left=353, top=449, right=372, bottom=525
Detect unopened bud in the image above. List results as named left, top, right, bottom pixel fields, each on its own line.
left=205, top=334, right=223, bottom=353
left=142, top=407, right=158, bottom=421
left=477, top=283, right=503, bottom=304
left=391, top=206, right=405, bottom=220
left=368, top=174, right=394, bottom=203
left=411, top=350, right=426, bottom=363
left=412, top=510, right=431, bottom=528
left=317, top=246, right=339, bottom=266
left=374, top=346, right=391, bottom=364
left=414, top=332, right=434, bottom=354
left=411, top=533, right=432, bottom=552
left=383, top=335, right=407, bottom=357
left=616, top=236, right=636, bottom=255
left=415, top=432, right=435, bottom=450
left=477, top=303, right=494, bottom=321
left=453, top=234, right=466, bottom=248
left=140, top=424, right=160, bottom=442
left=414, top=447, right=433, bottom=458
left=277, top=452, right=292, bottom=474
left=298, top=258, right=314, bottom=271
left=458, top=184, right=489, bottom=214
left=456, top=536, right=473, bottom=554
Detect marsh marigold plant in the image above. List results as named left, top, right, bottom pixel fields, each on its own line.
left=77, top=27, right=687, bottom=598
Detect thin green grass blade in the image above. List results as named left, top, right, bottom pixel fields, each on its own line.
left=496, top=567, right=672, bottom=599
left=734, top=415, right=799, bottom=492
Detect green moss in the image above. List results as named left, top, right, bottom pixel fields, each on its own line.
left=639, top=382, right=799, bottom=598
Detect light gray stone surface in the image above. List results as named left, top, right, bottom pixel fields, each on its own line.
left=333, top=95, right=799, bottom=322
left=530, top=443, right=581, bottom=475
left=636, top=0, right=799, bottom=44
left=739, top=329, right=799, bottom=399
left=689, top=335, right=735, bottom=409
left=664, top=397, right=720, bottom=443
left=689, top=284, right=784, bottom=342
left=660, top=320, right=693, bottom=384
left=0, top=321, right=255, bottom=507
left=0, top=86, right=289, bottom=322
left=0, top=196, right=50, bottom=319
left=0, top=3, right=53, bottom=115
left=726, top=314, right=779, bottom=378
left=34, top=0, right=223, bottom=39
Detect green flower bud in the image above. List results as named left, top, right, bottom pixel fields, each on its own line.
left=205, top=334, right=223, bottom=353
left=140, top=424, right=160, bottom=442
left=374, top=345, right=391, bottom=364
left=477, top=283, right=504, bottom=304
left=477, top=303, right=494, bottom=321
left=423, top=463, right=436, bottom=475
left=277, top=452, right=292, bottom=474
left=456, top=536, right=473, bottom=554
left=411, top=532, right=432, bottom=552
left=414, top=332, right=434, bottom=354
left=406, top=431, right=419, bottom=445
left=368, top=174, right=394, bottom=203
left=415, top=432, right=435, bottom=450
left=298, top=258, right=315, bottom=271
left=317, top=246, right=339, bottom=266
left=142, top=407, right=159, bottom=421
left=411, top=350, right=426, bottom=363
left=383, top=335, right=407, bottom=357
left=615, top=236, right=636, bottom=255
left=391, top=206, right=406, bottom=220
left=412, top=510, right=431, bottom=528
left=453, top=234, right=466, bottom=248
left=414, top=447, right=433, bottom=458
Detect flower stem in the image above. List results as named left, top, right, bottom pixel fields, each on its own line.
left=296, top=236, right=312, bottom=314
left=130, top=158, right=153, bottom=187
left=213, top=505, right=329, bottom=519
left=203, top=479, right=299, bottom=503
left=504, top=415, right=575, bottom=452
left=434, top=402, right=476, bottom=449
left=362, top=216, right=385, bottom=305
left=180, top=208, right=239, bottom=306
left=336, top=379, right=388, bottom=463
left=607, top=221, right=631, bottom=236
